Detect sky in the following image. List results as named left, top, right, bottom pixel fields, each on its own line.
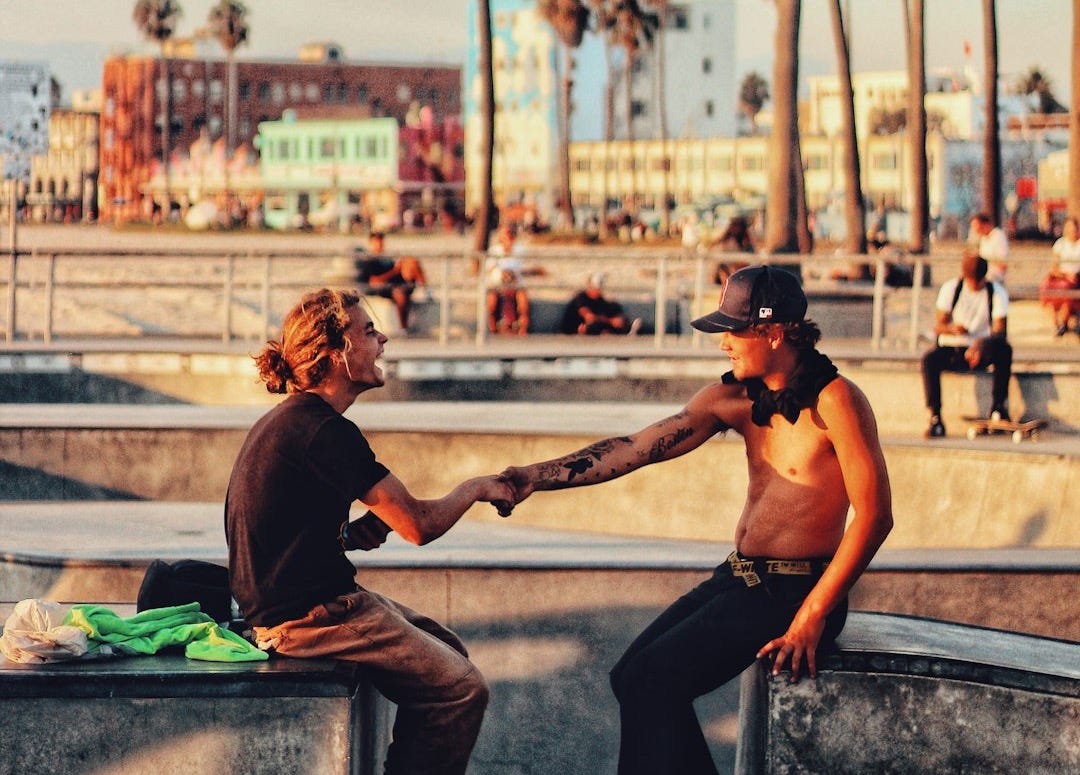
left=0, top=0, right=1072, bottom=105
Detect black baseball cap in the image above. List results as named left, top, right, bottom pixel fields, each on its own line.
left=691, top=265, right=807, bottom=333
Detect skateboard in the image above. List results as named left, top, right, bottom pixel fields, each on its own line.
left=962, top=416, right=1048, bottom=443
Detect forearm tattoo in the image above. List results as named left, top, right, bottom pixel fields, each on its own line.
left=537, top=437, right=633, bottom=485
left=647, top=426, right=694, bottom=463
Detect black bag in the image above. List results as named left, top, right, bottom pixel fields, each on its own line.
left=137, top=559, right=232, bottom=623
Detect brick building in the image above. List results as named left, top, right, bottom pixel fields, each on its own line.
left=99, top=45, right=461, bottom=222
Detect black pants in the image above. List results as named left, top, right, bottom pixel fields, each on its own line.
left=921, top=340, right=1013, bottom=413
left=608, top=559, right=847, bottom=775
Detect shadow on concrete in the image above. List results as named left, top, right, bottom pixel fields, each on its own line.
left=458, top=607, right=739, bottom=775
left=0, top=461, right=141, bottom=501
left=0, top=372, right=188, bottom=404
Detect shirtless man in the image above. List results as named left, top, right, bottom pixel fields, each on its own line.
left=498, top=265, right=893, bottom=775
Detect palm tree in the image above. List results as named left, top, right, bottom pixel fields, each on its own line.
left=611, top=1, right=658, bottom=141
left=982, top=0, right=1001, bottom=225
left=764, top=0, right=803, bottom=254
left=903, top=0, right=928, bottom=254
left=644, top=0, right=670, bottom=237
left=1069, top=0, right=1080, bottom=218
left=829, top=0, right=866, bottom=254
left=133, top=0, right=182, bottom=216
left=538, top=0, right=590, bottom=228
left=590, top=0, right=619, bottom=240
left=738, top=71, right=770, bottom=135
left=207, top=1, right=249, bottom=157
left=473, top=0, right=496, bottom=252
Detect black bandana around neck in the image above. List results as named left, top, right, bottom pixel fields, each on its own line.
left=722, top=349, right=839, bottom=426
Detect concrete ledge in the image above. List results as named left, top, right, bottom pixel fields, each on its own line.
left=2, top=504, right=1078, bottom=641
left=736, top=612, right=1080, bottom=774
left=0, top=652, right=384, bottom=775
left=2, top=404, right=1078, bottom=550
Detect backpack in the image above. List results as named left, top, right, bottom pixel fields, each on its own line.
left=136, top=559, right=233, bottom=624
left=949, top=276, right=995, bottom=330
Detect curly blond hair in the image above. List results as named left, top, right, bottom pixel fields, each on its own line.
left=254, top=288, right=360, bottom=393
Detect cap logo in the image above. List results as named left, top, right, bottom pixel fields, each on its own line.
left=758, top=306, right=773, bottom=319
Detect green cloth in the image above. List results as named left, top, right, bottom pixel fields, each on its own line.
left=65, top=602, right=268, bottom=662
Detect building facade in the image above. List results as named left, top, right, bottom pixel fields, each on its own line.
left=569, top=131, right=1055, bottom=241
left=0, top=60, right=52, bottom=181
left=612, top=1, right=736, bottom=141
left=463, top=0, right=560, bottom=219
left=27, top=109, right=100, bottom=222
left=99, top=49, right=461, bottom=222
left=257, top=113, right=464, bottom=232
left=463, top=0, right=737, bottom=220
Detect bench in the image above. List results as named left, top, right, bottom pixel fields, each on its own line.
left=735, top=611, right=1080, bottom=774
left=0, top=646, right=391, bottom=775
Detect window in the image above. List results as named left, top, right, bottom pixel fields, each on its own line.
left=872, top=152, right=897, bottom=170
left=705, top=100, right=714, bottom=117
left=305, top=83, right=319, bottom=101
left=631, top=100, right=648, bottom=118
left=574, top=159, right=590, bottom=172
left=741, top=155, right=763, bottom=171
left=272, top=82, right=285, bottom=105
left=357, top=84, right=369, bottom=103
left=289, top=82, right=302, bottom=100
left=192, top=80, right=205, bottom=99
left=711, top=155, right=733, bottom=172
left=806, top=154, right=828, bottom=170
left=258, top=82, right=271, bottom=102
left=702, top=58, right=712, bottom=74
left=209, top=115, right=222, bottom=136
left=668, top=5, right=689, bottom=29
left=238, top=81, right=250, bottom=100
left=172, top=79, right=187, bottom=101
left=210, top=80, right=224, bottom=103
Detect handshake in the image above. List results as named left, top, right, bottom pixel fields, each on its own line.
left=489, top=466, right=530, bottom=518
left=340, top=466, right=533, bottom=551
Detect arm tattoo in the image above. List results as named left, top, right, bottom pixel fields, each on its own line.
left=647, top=426, right=695, bottom=463
left=538, top=437, right=633, bottom=485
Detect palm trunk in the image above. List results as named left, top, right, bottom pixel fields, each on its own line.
left=1068, top=0, right=1080, bottom=218
left=831, top=0, right=867, bottom=254
left=655, top=14, right=670, bottom=237
left=160, top=55, right=172, bottom=215
left=765, top=0, right=801, bottom=253
left=557, top=46, right=574, bottom=229
left=905, top=0, right=929, bottom=253
left=473, top=0, right=496, bottom=252
left=982, top=0, right=1001, bottom=224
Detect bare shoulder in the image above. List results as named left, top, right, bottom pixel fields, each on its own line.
left=683, top=377, right=748, bottom=430
left=817, top=375, right=881, bottom=439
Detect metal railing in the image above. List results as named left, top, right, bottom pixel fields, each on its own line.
left=0, top=244, right=1056, bottom=353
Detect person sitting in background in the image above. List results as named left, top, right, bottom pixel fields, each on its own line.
left=559, top=273, right=639, bottom=335
left=1040, top=215, right=1080, bottom=336
left=969, top=213, right=1009, bottom=284
left=921, top=254, right=1012, bottom=438
left=488, top=268, right=529, bottom=336
left=354, top=231, right=429, bottom=331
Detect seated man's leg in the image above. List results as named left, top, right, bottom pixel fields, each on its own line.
left=255, top=588, right=488, bottom=775
left=608, top=568, right=800, bottom=775
left=977, top=338, right=1013, bottom=417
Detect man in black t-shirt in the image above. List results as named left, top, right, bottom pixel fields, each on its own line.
left=225, top=287, right=512, bottom=775
left=559, top=272, right=637, bottom=335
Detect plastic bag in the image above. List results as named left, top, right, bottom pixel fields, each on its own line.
left=0, top=599, right=88, bottom=663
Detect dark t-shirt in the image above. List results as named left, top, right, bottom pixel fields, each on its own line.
left=225, top=392, right=390, bottom=627
left=559, top=291, right=624, bottom=334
